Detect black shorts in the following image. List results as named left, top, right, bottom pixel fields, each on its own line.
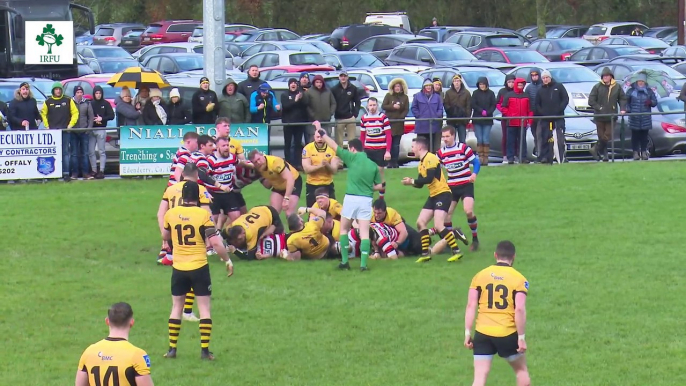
left=422, top=191, right=452, bottom=212
left=211, top=192, right=244, bottom=215
left=171, top=265, right=212, bottom=297
left=272, top=175, right=303, bottom=198
left=473, top=331, right=520, bottom=359
left=450, top=183, right=475, bottom=202
left=365, top=149, right=387, bottom=167
left=305, top=183, right=336, bottom=207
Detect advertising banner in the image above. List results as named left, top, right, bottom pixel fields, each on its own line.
left=0, top=130, right=62, bottom=180
left=119, top=124, right=269, bottom=176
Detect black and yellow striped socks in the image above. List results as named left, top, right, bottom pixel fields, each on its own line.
left=200, top=318, right=212, bottom=352
left=168, top=318, right=181, bottom=349
left=420, top=229, right=431, bottom=254
left=439, top=228, right=460, bottom=252
left=183, top=291, right=195, bottom=315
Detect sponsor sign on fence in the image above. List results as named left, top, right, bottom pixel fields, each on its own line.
left=118, top=124, right=269, bottom=176
left=0, top=130, right=62, bottom=180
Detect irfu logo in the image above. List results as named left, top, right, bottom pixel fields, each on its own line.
left=36, top=24, right=64, bottom=57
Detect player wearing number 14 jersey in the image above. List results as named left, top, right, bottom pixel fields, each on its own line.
left=464, top=241, right=530, bottom=386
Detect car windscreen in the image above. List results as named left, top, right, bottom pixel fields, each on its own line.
left=340, top=53, right=385, bottom=67
left=629, top=37, right=669, bottom=48
left=374, top=73, right=424, bottom=90
left=459, top=70, right=506, bottom=88
left=175, top=56, right=205, bottom=71
left=502, top=50, right=547, bottom=63
left=99, top=60, right=140, bottom=73
left=556, top=40, right=593, bottom=50
left=585, top=26, right=607, bottom=36
left=91, top=48, right=133, bottom=59
left=289, top=53, right=326, bottom=65
left=486, top=36, right=524, bottom=47
left=548, top=67, right=600, bottom=82
left=430, top=47, right=474, bottom=61
left=144, top=25, right=162, bottom=34
left=629, top=63, right=686, bottom=79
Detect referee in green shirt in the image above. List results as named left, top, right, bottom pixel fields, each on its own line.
left=314, top=121, right=383, bottom=271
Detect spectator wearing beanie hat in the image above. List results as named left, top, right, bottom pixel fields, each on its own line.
left=533, top=69, right=569, bottom=163
left=166, top=88, right=191, bottom=125
left=249, top=82, right=280, bottom=124
left=71, top=85, right=94, bottom=179
left=191, top=77, right=218, bottom=124
left=299, top=72, right=311, bottom=91
left=143, top=88, right=167, bottom=125
left=281, top=78, right=308, bottom=168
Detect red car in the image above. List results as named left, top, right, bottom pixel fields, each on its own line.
left=259, top=65, right=336, bottom=81
left=473, top=47, right=550, bottom=65
left=140, top=20, right=201, bottom=46
left=61, top=77, right=135, bottom=107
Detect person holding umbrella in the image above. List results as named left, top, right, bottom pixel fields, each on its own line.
left=625, top=74, right=657, bottom=160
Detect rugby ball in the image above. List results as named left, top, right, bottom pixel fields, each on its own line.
left=43, top=35, right=56, bottom=44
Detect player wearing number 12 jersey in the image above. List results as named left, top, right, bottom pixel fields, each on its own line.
left=163, top=182, right=232, bottom=361
left=464, top=240, right=530, bottom=386
left=75, top=302, right=153, bottom=386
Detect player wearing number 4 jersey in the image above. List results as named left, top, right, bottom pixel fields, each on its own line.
left=402, top=136, right=468, bottom=263
left=464, top=241, right=530, bottom=386
left=76, top=302, right=153, bottom=386
left=283, top=207, right=335, bottom=260
left=162, top=181, right=233, bottom=361
left=436, top=125, right=481, bottom=251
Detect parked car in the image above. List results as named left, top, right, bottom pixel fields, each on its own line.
left=300, top=40, right=337, bottom=54
left=473, top=47, right=549, bottom=64
left=238, top=41, right=323, bottom=60
left=672, top=61, right=686, bottom=76
left=93, top=23, right=145, bottom=46
left=420, top=65, right=507, bottom=93
left=140, top=20, right=201, bottom=46
left=529, top=38, right=593, bottom=61
left=0, top=78, right=55, bottom=99
left=77, top=46, right=133, bottom=61
left=351, top=34, right=433, bottom=60
left=323, top=52, right=387, bottom=70
left=0, top=81, right=46, bottom=106
left=567, top=45, right=649, bottom=66
left=346, top=68, right=424, bottom=103
left=662, top=45, right=686, bottom=59
left=446, top=31, right=529, bottom=52
left=663, top=31, right=678, bottom=46
left=516, top=25, right=561, bottom=40
left=132, top=42, right=202, bottom=62
left=593, top=60, right=686, bottom=89
left=142, top=53, right=205, bottom=75
left=239, top=50, right=326, bottom=72
left=76, top=31, right=93, bottom=46
left=61, top=77, right=135, bottom=109
left=188, top=24, right=257, bottom=43
left=88, top=58, right=141, bottom=74
left=545, top=25, right=589, bottom=39
left=233, top=28, right=300, bottom=43
left=418, top=26, right=470, bottom=42
left=582, top=22, right=648, bottom=44
left=508, top=62, right=601, bottom=113
left=599, top=36, right=670, bottom=55
left=643, top=26, right=678, bottom=40
left=329, top=24, right=398, bottom=51
left=259, top=65, right=336, bottom=81
left=270, top=71, right=370, bottom=99
left=119, top=30, right=145, bottom=53
left=385, top=42, right=476, bottom=67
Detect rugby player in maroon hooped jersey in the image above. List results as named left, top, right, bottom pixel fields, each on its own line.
left=360, top=97, right=392, bottom=199
left=434, top=125, right=481, bottom=252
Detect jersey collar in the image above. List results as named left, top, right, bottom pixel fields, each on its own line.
left=105, top=337, right=128, bottom=341
left=314, top=143, right=328, bottom=152
left=495, top=262, right=512, bottom=267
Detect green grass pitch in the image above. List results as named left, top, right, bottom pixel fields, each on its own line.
left=2, top=161, right=686, bottom=385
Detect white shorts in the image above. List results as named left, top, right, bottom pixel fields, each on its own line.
left=341, top=194, right=372, bottom=221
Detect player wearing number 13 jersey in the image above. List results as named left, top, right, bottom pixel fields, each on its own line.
left=223, top=205, right=284, bottom=260
left=464, top=241, right=530, bottom=386
left=75, top=302, right=153, bottom=386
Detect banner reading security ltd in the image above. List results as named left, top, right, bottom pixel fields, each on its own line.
left=0, top=130, right=62, bottom=180
left=119, top=124, right=269, bottom=176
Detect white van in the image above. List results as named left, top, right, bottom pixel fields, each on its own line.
left=364, top=12, right=412, bottom=33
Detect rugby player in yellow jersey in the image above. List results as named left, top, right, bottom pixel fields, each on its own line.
left=282, top=207, right=334, bottom=260
left=302, top=129, right=340, bottom=206
left=464, top=241, right=530, bottom=386
left=401, top=137, right=467, bottom=263
left=162, top=182, right=233, bottom=361
left=249, top=151, right=302, bottom=215
left=76, top=302, right=153, bottom=386
left=158, top=163, right=216, bottom=322
left=311, top=187, right=342, bottom=220
left=223, top=205, right=284, bottom=260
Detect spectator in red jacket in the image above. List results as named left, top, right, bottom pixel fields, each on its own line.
left=496, top=74, right=516, bottom=163
left=501, top=78, right=532, bottom=164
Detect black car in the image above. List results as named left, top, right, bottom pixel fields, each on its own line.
left=329, top=24, right=407, bottom=51
left=119, top=30, right=145, bottom=54
left=323, top=52, right=386, bottom=70
left=599, top=36, right=670, bottom=55
left=351, top=34, right=433, bottom=60
left=568, top=45, right=649, bottom=66
left=384, top=42, right=476, bottom=67
left=142, top=53, right=205, bottom=75
left=643, top=26, right=678, bottom=40
left=445, top=31, right=529, bottom=52
left=529, top=38, right=593, bottom=61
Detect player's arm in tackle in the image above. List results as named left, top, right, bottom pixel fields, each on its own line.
left=299, top=207, right=326, bottom=218
left=412, top=167, right=440, bottom=188
left=280, top=166, right=296, bottom=198
left=205, top=226, right=233, bottom=277
left=464, top=287, right=479, bottom=349
left=258, top=225, right=276, bottom=242
left=393, top=221, right=408, bottom=246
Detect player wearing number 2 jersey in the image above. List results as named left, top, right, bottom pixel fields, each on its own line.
left=162, top=181, right=232, bottom=361
left=223, top=205, right=284, bottom=260
left=76, top=302, right=153, bottom=386
left=464, top=240, right=530, bottom=386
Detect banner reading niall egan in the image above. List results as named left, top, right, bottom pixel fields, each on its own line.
left=119, top=124, right=269, bottom=176
left=0, top=130, right=62, bottom=180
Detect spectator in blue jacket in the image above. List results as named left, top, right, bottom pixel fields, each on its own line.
left=8, top=82, right=41, bottom=130
left=411, top=78, right=444, bottom=152
left=625, top=78, right=657, bottom=160
left=249, top=82, right=281, bottom=124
